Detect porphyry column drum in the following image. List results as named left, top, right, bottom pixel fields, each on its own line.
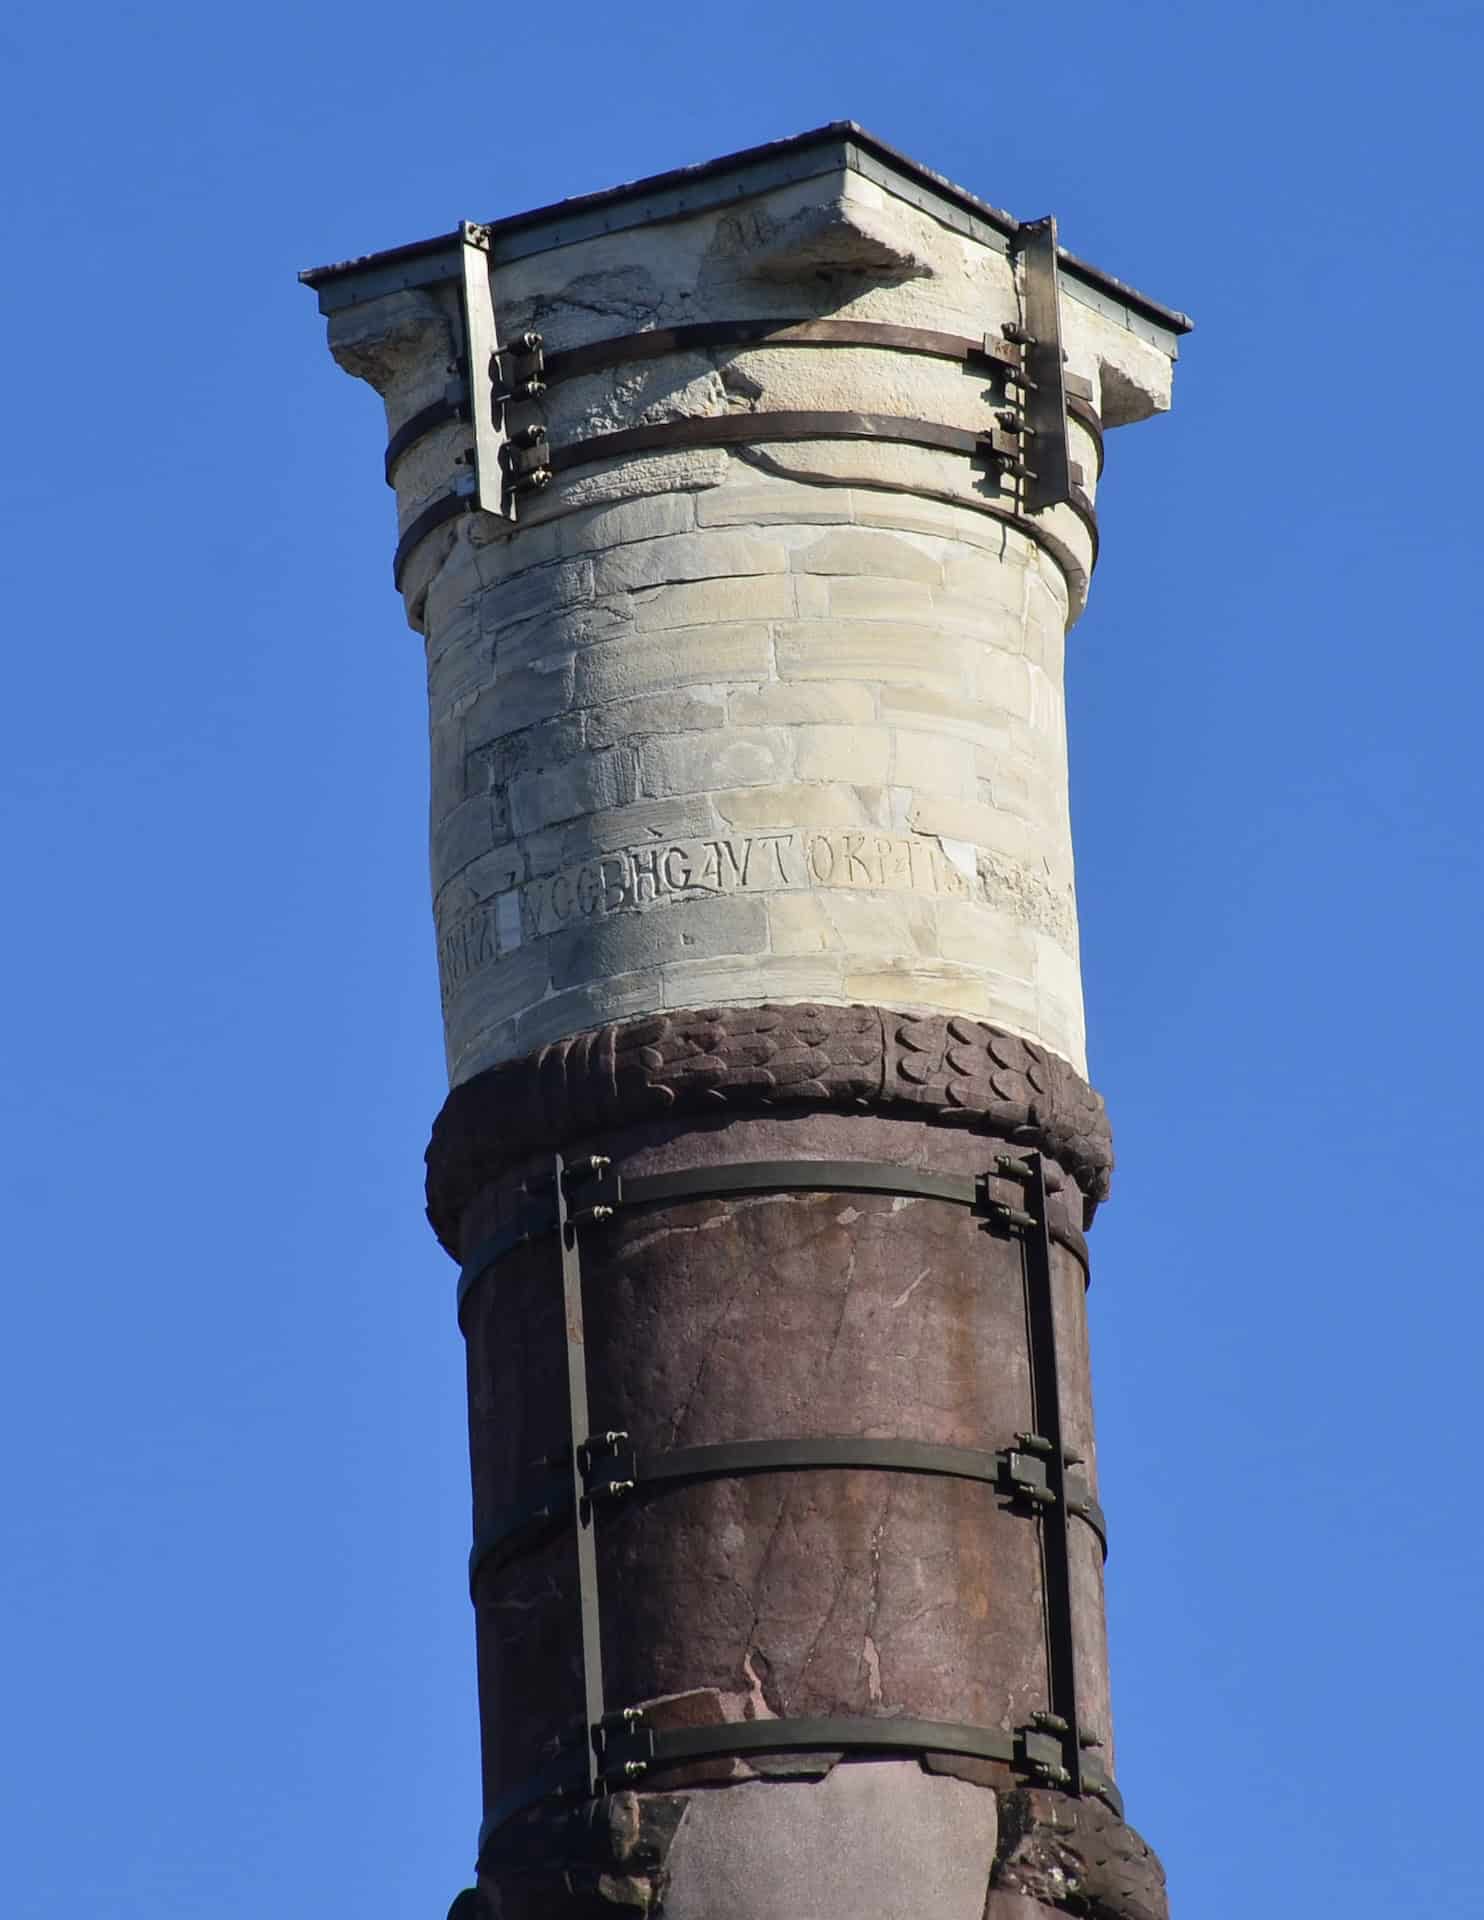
left=303, top=123, right=1189, bottom=1920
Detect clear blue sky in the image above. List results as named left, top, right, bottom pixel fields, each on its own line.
left=2, top=3, right=1479, bottom=1914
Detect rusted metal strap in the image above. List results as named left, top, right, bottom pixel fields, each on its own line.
left=553, top=1152, right=607, bottom=1796
left=389, top=410, right=1098, bottom=589
left=391, top=486, right=474, bottom=588
left=384, top=393, right=464, bottom=482
left=997, top=1151, right=1084, bottom=1793
left=595, top=1709, right=1119, bottom=1812
left=1015, top=217, right=1073, bottom=514
left=600, top=1711, right=1017, bottom=1779
left=468, top=1433, right=1107, bottom=1595
left=456, top=1155, right=1091, bottom=1323
left=543, top=410, right=1098, bottom=571
left=382, top=326, right=1102, bottom=487
left=475, top=1713, right=1122, bottom=1860
left=456, top=1194, right=560, bottom=1314
left=564, top=1154, right=983, bottom=1221
left=585, top=1433, right=1005, bottom=1498
left=541, top=315, right=1025, bottom=382
left=545, top=405, right=1077, bottom=483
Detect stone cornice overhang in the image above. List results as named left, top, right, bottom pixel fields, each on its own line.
left=299, top=121, right=1192, bottom=355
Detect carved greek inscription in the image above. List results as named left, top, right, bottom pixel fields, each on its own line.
left=436, top=903, right=502, bottom=1008
left=524, top=827, right=970, bottom=938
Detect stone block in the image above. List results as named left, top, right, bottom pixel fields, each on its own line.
left=429, top=712, right=466, bottom=819
left=443, top=940, right=551, bottom=1077
left=817, top=888, right=939, bottom=960
left=844, top=963, right=995, bottom=1018
left=584, top=688, right=729, bottom=749
left=766, top=892, right=835, bottom=954
left=420, top=545, right=486, bottom=654
left=467, top=715, right=586, bottom=794
left=977, top=758, right=1033, bottom=818
left=464, top=654, right=575, bottom=740
left=460, top=842, right=526, bottom=900
left=591, top=530, right=789, bottom=595
left=445, top=1014, right=519, bottom=1086
left=695, top=472, right=853, bottom=527
left=638, top=728, right=792, bottom=798
left=571, top=624, right=773, bottom=706
left=558, top=491, right=696, bottom=557
left=529, top=445, right=732, bottom=521
left=775, top=619, right=969, bottom=696
left=1027, top=663, right=1066, bottom=735
left=629, top=573, right=796, bottom=630
left=1037, top=990, right=1087, bottom=1074
left=973, top=650, right=1034, bottom=721
left=909, top=793, right=1046, bottom=866
left=791, top=526, right=943, bottom=582
left=661, top=953, right=847, bottom=1008
left=891, top=728, right=978, bottom=798
left=548, top=894, right=767, bottom=989
left=470, top=512, right=563, bottom=580
left=431, top=794, right=495, bottom=887
left=794, top=724, right=893, bottom=784
left=877, top=684, right=1013, bottom=750
left=490, top=556, right=593, bottom=628
left=523, top=794, right=723, bottom=876
left=513, top=970, right=659, bottom=1050
left=509, top=749, right=639, bottom=835
left=793, top=573, right=830, bottom=617
left=659, top=1762, right=997, bottom=1920
left=1026, top=555, right=1071, bottom=634
left=827, top=574, right=939, bottom=620
left=940, top=543, right=1028, bottom=609
left=425, top=615, right=488, bottom=721
left=937, top=896, right=1037, bottom=971
left=846, top=489, right=1037, bottom=571
left=729, top=682, right=877, bottom=726
left=712, top=782, right=878, bottom=832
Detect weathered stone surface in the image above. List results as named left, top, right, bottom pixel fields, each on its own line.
left=547, top=894, right=768, bottom=989
left=790, top=525, right=945, bottom=581
left=793, top=723, right=892, bottom=783
left=660, top=1764, right=997, bottom=1920
left=590, top=529, right=788, bottom=595
left=509, top=749, right=640, bottom=836
left=728, top=681, right=877, bottom=726
left=991, top=1789, right=1169, bottom=1920
left=583, top=688, right=728, bottom=750
left=636, top=727, right=792, bottom=798
left=573, top=625, right=772, bottom=707
left=629, top=573, right=796, bottom=630
left=773, top=618, right=967, bottom=693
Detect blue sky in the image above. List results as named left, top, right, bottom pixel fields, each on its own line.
left=2, top=3, right=1480, bottom=1914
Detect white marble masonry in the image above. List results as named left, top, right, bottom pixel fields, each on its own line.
left=317, top=140, right=1181, bottom=1089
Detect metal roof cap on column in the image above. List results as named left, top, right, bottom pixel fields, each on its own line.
left=299, top=121, right=1192, bottom=354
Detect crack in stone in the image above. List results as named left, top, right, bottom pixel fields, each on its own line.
left=797, top=1566, right=853, bottom=1692
left=890, top=1265, right=932, bottom=1309
left=821, top=1238, right=858, bottom=1373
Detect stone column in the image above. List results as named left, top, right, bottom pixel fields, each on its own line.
left=304, top=124, right=1187, bottom=1920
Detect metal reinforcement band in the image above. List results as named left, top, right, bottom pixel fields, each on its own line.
left=467, top=1149, right=1118, bottom=1853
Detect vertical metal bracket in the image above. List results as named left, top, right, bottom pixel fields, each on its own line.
left=1014, top=216, right=1073, bottom=514
left=456, top=222, right=514, bottom=521
left=999, top=1151, right=1083, bottom=1793
left=554, top=1152, right=607, bottom=1794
